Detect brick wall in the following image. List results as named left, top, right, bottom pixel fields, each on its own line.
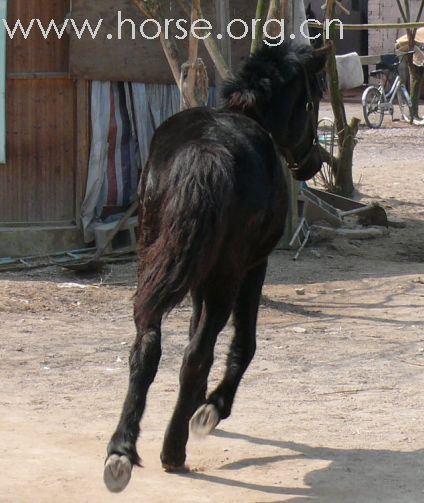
left=368, top=0, right=422, bottom=56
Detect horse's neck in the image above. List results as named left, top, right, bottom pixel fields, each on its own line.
left=220, top=104, right=267, bottom=130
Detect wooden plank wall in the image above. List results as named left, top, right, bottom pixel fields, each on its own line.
left=0, top=0, right=83, bottom=224
left=70, top=0, right=253, bottom=83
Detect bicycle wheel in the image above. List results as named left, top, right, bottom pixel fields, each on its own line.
left=397, top=85, right=413, bottom=124
left=315, top=118, right=337, bottom=191
left=362, top=86, right=384, bottom=128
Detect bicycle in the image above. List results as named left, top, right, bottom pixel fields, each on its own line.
left=362, top=52, right=414, bottom=128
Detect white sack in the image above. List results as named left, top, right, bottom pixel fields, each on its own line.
left=336, top=52, right=364, bottom=90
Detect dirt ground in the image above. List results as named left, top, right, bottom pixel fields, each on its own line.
left=1, top=103, right=424, bottom=503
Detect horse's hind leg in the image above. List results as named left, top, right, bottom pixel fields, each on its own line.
left=104, top=311, right=162, bottom=493
left=189, top=289, right=208, bottom=411
left=160, top=283, right=236, bottom=471
left=189, top=290, right=203, bottom=339
left=191, top=261, right=267, bottom=437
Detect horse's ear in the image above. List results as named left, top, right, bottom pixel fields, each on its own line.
left=306, top=2, right=312, bottom=16
left=310, top=42, right=332, bottom=73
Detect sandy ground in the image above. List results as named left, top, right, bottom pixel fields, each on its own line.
left=1, top=103, right=424, bottom=502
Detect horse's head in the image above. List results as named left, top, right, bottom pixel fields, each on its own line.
left=222, top=41, right=330, bottom=181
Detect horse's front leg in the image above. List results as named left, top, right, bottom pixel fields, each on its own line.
left=191, top=261, right=267, bottom=436
left=104, top=313, right=162, bottom=493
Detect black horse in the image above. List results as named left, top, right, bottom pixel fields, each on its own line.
left=104, top=41, right=329, bottom=493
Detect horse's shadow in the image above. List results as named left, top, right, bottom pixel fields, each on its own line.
left=184, top=429, right=424, bottom=502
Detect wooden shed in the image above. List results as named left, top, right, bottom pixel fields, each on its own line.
left=3, top=0, right=381, bottom=258
left=0, top=0, right=258, bottom=257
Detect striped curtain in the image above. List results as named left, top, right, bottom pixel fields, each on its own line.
left=98, top=82, right=140, bottom=213
left=81, top=82, right=217, bottom=242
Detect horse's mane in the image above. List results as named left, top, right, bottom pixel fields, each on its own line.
left=222, top=41, right=316, bottom=112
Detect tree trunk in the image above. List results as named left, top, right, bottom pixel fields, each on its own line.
left=334, top=118, right=360, bottom=195
left=266, top=0, right=289, bottom=35
left=325, top=0, right=359, bottom=196
left=179, top=59, right=209, bottom=110
left=179, top=0, right=209, bottom=110
left=396, top=0, right=424, bottom=118
left=408, top=57, right=424, bottom=119
left=179, top=0, right=233, bottom=79
left=411, top=69, right=424, bottom=118
left=251, top=0, right=271, bottom=54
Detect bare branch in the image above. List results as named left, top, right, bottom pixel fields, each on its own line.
left=159, top=33, right=183, bottom=86
left=413, top=0, right=424, bottom=38
left=175, top=0, right=190, bottom=17
left=265, top=0, right=289, bottom=37
left=416, top=0, right=424, bottom=22
left=405, top=0, right=411, bottom=22
left=268, top=0, right=289, bottom=19
left=131, top=0, right=183, bottom=86
left=251, top=0, right=271, bottom=53
left=200, top=2, right=233, bottom=80
left=204, top=36, right=233, bottom=80
left=184, top=0, right=201, bottom=106
left=188, top=0, right=200, bottom=65
left=131, top=0, right=154, bottom=18
left=335, top=1, right=351, bottom=16
left=396, top=0, right=408, bottom=22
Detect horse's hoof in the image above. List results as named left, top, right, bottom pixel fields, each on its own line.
left=103, top=454, right=132, bottom=493
left=162, top=462, right=190, bottom=473
left=190, top=403, right=220, bottom=437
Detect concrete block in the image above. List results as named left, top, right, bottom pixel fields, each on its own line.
left=94, top=216, right=138, bottom=255
left=0, top=225, right=85, bottom=258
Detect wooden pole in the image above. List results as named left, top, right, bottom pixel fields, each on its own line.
left=266, top=0, right=289, bottom=22
left=266, top=0, right=289, bottom=36
left=324, top=0, right=360, bottom=196
left=185, top=0, right=201, bottom=102
left=177, top=0, right=232, bottom=79
left=188, top=0, right=200, bottom=66
left=280, top=0, right=305, bottom=249
left=203, top=34, right=233, bottom=80
left=395, top=0, right=424, bottom=118
left=251, top=0, right=271, bottom=54
left=308, top=20, right=424, bottom=30
left=180, top=0, right=209, bottom=110
left=215, top=0, right=232, bottom=76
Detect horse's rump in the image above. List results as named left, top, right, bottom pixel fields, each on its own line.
left=134, top=141, right=235, bottom=327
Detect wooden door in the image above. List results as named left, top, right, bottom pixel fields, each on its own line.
left=0, top=0, right=78, bottom=224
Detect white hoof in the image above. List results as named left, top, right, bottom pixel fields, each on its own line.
left=103, top=454, right=132, bottom=493
left=190, top=404, right=220, bottom=438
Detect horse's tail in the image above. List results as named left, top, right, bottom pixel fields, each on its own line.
left=135, top=142, right=234, bottom=327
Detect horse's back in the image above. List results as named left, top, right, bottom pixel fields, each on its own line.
left=147, top=107, right=286, bottom=211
